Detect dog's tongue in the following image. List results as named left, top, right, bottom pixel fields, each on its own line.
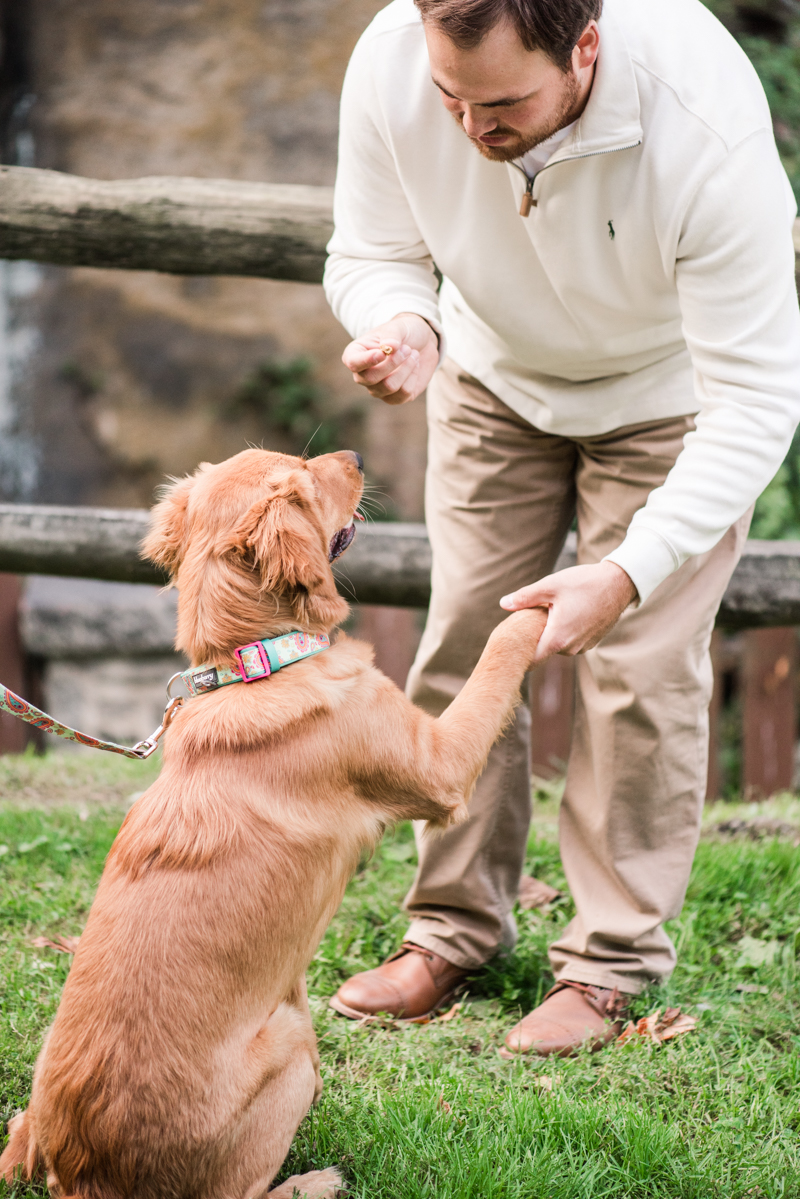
left=329, top=520, right=356, bottom=562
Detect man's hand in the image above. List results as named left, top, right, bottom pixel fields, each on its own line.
left=342, top=313, right=439, bottom=405
left=499, top=561, right=638, bottom=663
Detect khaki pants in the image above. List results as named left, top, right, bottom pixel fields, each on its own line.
left=403, top=359, right=751, bottom=992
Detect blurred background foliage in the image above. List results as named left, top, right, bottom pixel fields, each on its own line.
left=223, top=357, right=363, bottom=459
left=703, top=1, right=800, bottom=537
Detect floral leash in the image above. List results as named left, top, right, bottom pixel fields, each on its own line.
left=0, top=684, right=178, bottom=759
left=0, top=631, right=330, bottom=760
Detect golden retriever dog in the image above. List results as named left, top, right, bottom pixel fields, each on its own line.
left=0, top=447, right=546, bottom=1199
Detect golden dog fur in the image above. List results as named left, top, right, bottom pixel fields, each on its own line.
left=0, top=448, right=546, bottom=1198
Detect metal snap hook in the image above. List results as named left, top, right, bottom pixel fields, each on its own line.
left=131, top=695, right=185, bottom=758
left=166, top=672, right=191, bottom=700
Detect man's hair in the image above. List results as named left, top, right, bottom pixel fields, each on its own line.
left=413, top=0, right=603, bottom=72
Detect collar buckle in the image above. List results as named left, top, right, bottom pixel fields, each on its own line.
left=234, top=640, right=272, bottom=682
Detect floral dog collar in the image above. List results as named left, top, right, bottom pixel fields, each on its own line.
left=0, top=631, right=330, bottom=762
left=173, top=631, right=330, bottom=697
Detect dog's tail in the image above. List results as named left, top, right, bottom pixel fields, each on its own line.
left=0, top=1106, right=43, bottom=1184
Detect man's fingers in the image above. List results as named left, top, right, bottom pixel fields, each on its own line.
left=348, top=346, right=412, bottom=385
left=342, top=335, right=404, bottom=370
left=352, top=347, right=412, bottom=378
left=500, top=585, right=552, bottom=611
left=532, top=617, right=566, bottom=663
left=342, top=345, right=386, bottom=372
left=364, top=352, right=420, bottom=400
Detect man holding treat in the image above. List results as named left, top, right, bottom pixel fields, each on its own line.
left=323, top=0, right=800, bottom=1055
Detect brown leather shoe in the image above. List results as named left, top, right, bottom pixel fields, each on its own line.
left=329, top=942, right=469, bottom=1024
left=500, top=980, right=631, bottom=1059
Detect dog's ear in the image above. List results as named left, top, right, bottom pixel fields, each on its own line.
left=141, top=474, right=196, bottom=575
left=225, top=477, right=329, bottom=596
left=223, top=472, right=350, bottom=628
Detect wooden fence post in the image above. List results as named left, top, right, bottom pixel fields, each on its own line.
left=0, top=574, right=29, bottom=753
left=742, top=627, right=797, bottom=797
left=530, top=657, right=575, bottom=778
left=351, top=607, right=422, bottom=692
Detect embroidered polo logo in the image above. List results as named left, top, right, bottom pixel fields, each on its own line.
left=608, top=220, right=615, bottom=240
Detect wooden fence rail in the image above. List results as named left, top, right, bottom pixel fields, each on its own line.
left=1, top=165, right=799, bottom=283
left=0, top=166, right=333, bottom=282
left=0, top=504, right=799, bottom=627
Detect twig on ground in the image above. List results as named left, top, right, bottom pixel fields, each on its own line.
left=31, top=934, right=80, bottom=954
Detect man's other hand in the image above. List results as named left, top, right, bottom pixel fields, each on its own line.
left=342, top=313, right=439, bottom=405
left=500, top=561, right=638, bottom=663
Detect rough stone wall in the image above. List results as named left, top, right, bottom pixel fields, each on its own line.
left=0, top=0, right=427, bottom=747
left=0, top=0, right=427, bottom=518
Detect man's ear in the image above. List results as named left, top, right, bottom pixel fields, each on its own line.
left=224, top=478, right=330, bottom=596
left=141, top=474, right=196, bottom=576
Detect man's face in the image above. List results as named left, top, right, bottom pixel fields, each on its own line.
left=425, top=19, right=599, bottom=162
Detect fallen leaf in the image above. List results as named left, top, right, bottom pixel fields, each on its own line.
left=437, top=1092, right=452, bottom=1114
left=735, top=935, right=780, bottom=970
left=18, top=836, right=49, bottom=855
left=518, top=876, right=561, bottom=911
left=31, top=935, right=80, bottom=954
left=616, top=1006, right=697, bottom=1046
left=534, top=1074, right=560, bottom=1091
left=639, top=1012, right=662, bottom=1043
left=465, top=998, right=502, bottom=1020
left=356, top=1013, right=405, bottom=1029
left=658, top=1014, right=698, bottom=1041
left=436, top=1002, right=462, bottom=1022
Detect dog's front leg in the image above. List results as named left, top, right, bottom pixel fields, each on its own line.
left=347, top=608, right=548, bottom=825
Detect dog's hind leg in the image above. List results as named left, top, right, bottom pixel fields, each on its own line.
left=287, top=976, right=323, bottom=1105
left=0, top=1106, right=44, bottom=1184
left=221, top=1009, right=331, bottom=1199
left=268, top=1166, right=343, bottom=1198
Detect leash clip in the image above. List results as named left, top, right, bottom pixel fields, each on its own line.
left=130, top=695, right=184, bottom=759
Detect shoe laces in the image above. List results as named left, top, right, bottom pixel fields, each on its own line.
left=545, top=979, right=629, bottom=1020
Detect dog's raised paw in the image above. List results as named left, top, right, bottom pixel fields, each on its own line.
left=268, top=1166, right=344, bottom=1198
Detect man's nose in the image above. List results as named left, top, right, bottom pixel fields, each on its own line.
left=461, top=106, right=496, bottom=138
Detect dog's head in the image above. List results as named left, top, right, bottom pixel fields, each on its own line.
left=142, top=448, right=364, bottom=666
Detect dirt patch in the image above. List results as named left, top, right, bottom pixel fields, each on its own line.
left=706, top=817, right=800, bottom=845
left=0, top=751, right=160, bottom=811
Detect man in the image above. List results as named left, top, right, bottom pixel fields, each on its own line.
left=323, top=0, right=800, bottom=1056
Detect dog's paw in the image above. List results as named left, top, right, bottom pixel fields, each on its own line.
left=269, top=1166, right=344, bottom=1198
left=490, top=607, right=549, bottom=666
left=427, top=798, right=469, bottom=830
left=446, top=801, right=469, bottom=826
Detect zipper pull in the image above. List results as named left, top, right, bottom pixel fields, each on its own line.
left=520, top=177, right=536, bottom=218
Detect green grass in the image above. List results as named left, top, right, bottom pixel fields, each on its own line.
left=0, top=759, right=798, bottom=1197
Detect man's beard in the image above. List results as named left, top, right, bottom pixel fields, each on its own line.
left=462, top=71, right=581, bottom=163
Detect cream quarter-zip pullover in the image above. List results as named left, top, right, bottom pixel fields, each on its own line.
left=324, top=0, right=800, bottom=601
